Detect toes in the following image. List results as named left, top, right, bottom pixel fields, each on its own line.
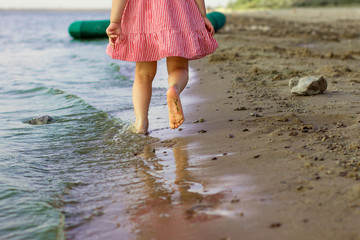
left=176, top=120, right=183, bottom=128
left=172, top=118, right=184, bottom=129
left=169, top=118, right=183, bottom=129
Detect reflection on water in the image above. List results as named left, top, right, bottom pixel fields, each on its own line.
left=173, top=144, right=203, bottom=204
left=127, top=141, right=226, bottom=240
left=64, top=138, right=220, bottom=240
left=139, top=143, right=203, bottom=204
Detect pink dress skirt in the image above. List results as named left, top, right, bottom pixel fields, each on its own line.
left=106, top=0, right=218, bottom=62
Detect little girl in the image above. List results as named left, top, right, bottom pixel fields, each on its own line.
left=106, top=0, right=218, bottom=134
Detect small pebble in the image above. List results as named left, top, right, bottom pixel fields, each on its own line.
left=269, top=222, right=282, bottom=228
left=297, top=186, right=304, bottom=191
left=211, top=157, right=218, bottom=161
left=254, top=155, right=261, bottom=159
left=26, top=115, right=53, bottom=125
left=198, top=130, right=207, bottom=134
left=228, top=134, right=235, bottom=138
left=314, top=174, right=321, bottom=180
left=304, top=162, right=313, bottom=168
left=234, top=107, right=248, bottom=111
left=336, top=122, right=346, bottom=128
left=193, top=118, right=205, bottom=123
left=250, top=113, right=262, bottom=117
left=159, top=213, right=170, bottom=218
left=289, top=131, right=298, bottom=136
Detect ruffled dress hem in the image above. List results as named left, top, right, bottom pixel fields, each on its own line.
left=106, top=27, right=218, bottom=62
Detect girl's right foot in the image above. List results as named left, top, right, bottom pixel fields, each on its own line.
left=134, top=119, right=149, bottom=135
left=167, top=86, right=184, bottom=129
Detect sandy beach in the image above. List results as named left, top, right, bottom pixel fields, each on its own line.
left=118, top=7, right=360, bottom=240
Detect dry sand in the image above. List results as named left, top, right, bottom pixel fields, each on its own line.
left=124, top=7, right=360, bottom=240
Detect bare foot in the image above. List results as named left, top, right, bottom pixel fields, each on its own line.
left=134, top=119, right=149, bottom=135
left=167, top=86, right=184, bottom=129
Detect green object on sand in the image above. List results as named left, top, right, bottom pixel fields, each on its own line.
left=68, top=12, right=226, bottom=39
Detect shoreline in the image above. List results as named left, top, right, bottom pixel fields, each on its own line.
left=135, top=7, right=360, bottom=240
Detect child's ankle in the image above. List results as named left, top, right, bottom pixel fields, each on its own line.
left=134, top=118, right=149, bottom=132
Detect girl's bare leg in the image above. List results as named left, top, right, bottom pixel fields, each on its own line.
left=133, top=61, right=157, bottom=134
left=166, top=57, right=189, bottom=129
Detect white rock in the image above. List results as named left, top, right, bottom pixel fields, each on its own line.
left=289, top=76, right=328, bottom=96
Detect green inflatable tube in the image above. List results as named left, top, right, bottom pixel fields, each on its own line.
left=69, top=20, right=110, bottom=39
left=68, top=12, right=226, bottom=39
left=206, top=12, right=226, bottom=32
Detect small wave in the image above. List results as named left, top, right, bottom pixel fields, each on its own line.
left=4, top=86, right=49, bottom=96
left=0, top=84, right=155, bottom=240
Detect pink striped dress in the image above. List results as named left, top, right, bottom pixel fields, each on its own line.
left=106, top=0, right=218, bottom=62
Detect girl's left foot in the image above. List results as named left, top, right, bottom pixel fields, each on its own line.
left=167, top=86, right=184, bottom=129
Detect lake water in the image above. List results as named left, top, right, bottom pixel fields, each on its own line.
left=0, top=10, right=179, bottom=239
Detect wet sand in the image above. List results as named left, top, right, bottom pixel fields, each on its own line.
left=121, top=7, right=360, bottom=240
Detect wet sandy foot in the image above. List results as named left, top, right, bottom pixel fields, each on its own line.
left=134, top=119, right=149, bottom=135
left=167, top=86, right=184, bottom=129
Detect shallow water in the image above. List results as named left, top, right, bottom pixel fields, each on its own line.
left=0, top=10, right=173, bottom=239
left=0, top=9, right=235, bottom=240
